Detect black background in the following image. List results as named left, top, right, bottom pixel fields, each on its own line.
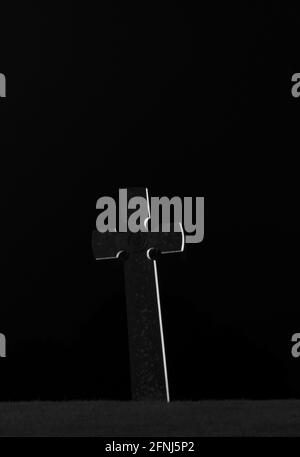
left=0, top=2, right=300, bottom=400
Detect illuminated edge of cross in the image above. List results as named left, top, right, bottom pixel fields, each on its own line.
left=94, top=188, right=185, bottom=402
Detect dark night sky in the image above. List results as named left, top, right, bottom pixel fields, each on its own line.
left=0, top=2, right=300, bottom=400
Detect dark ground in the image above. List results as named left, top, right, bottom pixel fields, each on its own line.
left=1, top=400, right=300, bottom=437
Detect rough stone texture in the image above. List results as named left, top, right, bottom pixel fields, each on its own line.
left=1, top=400, right=300, bottom=436
left=92, top=188, right=184, bottom=400
left=124, top=252, right=167, bottom=400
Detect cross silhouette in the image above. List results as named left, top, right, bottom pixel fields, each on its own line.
left=92, top=188, right=185, bottom=401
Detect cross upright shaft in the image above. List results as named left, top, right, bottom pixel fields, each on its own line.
left=92, top=188, right=185, bottom=401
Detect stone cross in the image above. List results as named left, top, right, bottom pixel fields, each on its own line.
left=92, top=188, right=185, bottom=401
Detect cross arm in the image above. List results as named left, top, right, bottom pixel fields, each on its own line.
left=147, top=223, right=185, bottom=254
left=92, top=230, right=128, bottom=260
